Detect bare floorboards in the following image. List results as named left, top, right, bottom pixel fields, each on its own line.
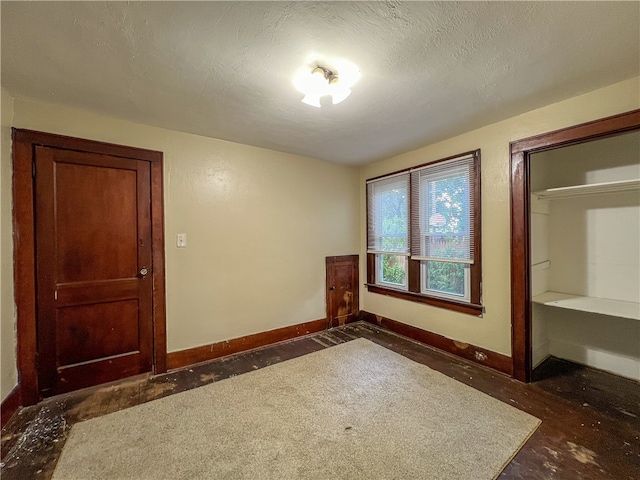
left=2, top=322, right=638, bottom=479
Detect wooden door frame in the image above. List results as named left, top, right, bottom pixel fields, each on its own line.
left=12, top=129, right=167, bottom=405
left=509, top=109, right=640, bottom=382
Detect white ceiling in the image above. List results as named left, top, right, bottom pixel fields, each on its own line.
left=1, top=2, right=638, bottom=165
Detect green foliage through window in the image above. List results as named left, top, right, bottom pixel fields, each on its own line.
left=376, top=187, right=407, bottom=253
left=425, top=261, right=466, bottom=296
left=381, top=254, right=406, bottom=285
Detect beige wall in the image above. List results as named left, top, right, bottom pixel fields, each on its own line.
left=360, top=77, right=640, bottom=356
left=10, top=98, right=360, bottom=353
left=1, top=87, right=17, bottom=400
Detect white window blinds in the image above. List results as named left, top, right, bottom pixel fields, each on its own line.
left=410, top=155, right=475, bottom=263
left=367, top=172, right=410, bottom=255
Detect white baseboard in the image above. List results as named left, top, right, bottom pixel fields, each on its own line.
left=549, top=338, right=640, bottom=381
left=532, top=339, right=550, bottom=368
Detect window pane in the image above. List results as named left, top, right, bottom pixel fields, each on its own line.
left=411, top=158, right=474, bottom=263
left=376, top=185, right=408, bottom=252
left=425, top=261, right=465, bottom=296
left=380, top=254, right=406, bottom=286
left=424, top=172, right=470, bottom=259
left=425, top=172, right=469, bottom=237
left=380, top=235, right=406, bottom=252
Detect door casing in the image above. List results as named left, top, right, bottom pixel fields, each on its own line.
left=12, top=129, right=167, bottom=405
left=509, top=110, right=640, bottom=382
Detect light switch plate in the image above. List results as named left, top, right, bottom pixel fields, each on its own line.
left=176, top=233, right=187, bottom=248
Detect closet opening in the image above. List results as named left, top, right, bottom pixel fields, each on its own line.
left=509, top=110, right=640, bottom=382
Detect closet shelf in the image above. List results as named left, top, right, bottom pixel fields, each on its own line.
left=533, top=291, right=640, bottom=321
left=533, top=178, right=640, bottom=199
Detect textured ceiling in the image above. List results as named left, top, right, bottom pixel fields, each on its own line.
left=1, top=1, right=638, bottom=165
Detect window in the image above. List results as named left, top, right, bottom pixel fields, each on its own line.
left=366, top=150, right=482, bottom=315
left=367, top=173, right=410, bottom=289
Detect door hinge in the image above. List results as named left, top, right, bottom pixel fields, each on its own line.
left=32, top=161, right=36, bottom=178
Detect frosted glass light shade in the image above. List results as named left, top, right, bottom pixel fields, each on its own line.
left=295, top=69, right=327, bottom=98
left=301, top=94, right=322, bottom=108
left=330, top=87, right=351, bottom=105
left=293, top=62, right=360, bottom=107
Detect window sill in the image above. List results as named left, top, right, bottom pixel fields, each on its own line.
left=365, top=284, right=483, bottom=316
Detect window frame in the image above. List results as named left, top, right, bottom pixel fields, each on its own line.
left=421, top=260, right=471, bottom=302
left=365, top=149, right=483, bottom=316
left=375, top=253, right=409, bottom=291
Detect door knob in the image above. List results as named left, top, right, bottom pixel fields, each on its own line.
left=139, top=267, right=148, bottom=277
left=330, top=286, right=335, bottom=290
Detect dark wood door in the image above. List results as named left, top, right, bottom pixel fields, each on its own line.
left=326, top=255, right=359, bottom=327
left=35, top=146, right=153, bottom=396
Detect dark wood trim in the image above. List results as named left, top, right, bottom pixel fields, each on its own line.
left=1, top=385, right=21, bottom=429
left=366, top=253, right=375, bottom=284
left=470, top=150, right=482, bottom=305
left=12, top=132, right=39, bottom=405
left=510, top=110, right=640, bottom=154
left=359, top=311, right=512, bottom=375
left=510, top=150, right=531, bottom=382
left=365, top=284, right=483, bottom=316
left=11, top=129, right=167, bottom=404
left=150, top=160, right=167, bottom=374
left=10, top=129, right=162, bottom=162
left=509, top=109, right=640, bottom=382
left=324, top=256, right=333, bottom=324
left=166, top=318, right=328, bottom=371
left=365, top=178, right=370, bottom=258
left=407, top=258, right=420, bottom=292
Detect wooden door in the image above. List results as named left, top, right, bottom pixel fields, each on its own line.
left=326, top=255, right=359, bottom=327
left=35, top=146, right=153, bottom=396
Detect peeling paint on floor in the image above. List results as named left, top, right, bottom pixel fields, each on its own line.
left=566, top=441, right=600, bottom=466
left=615, top=407, right=637, bottom=418
left=311, top=337, right=333, bottom=348
left=199, top=373, right=218, bottom=383
left=543, top=446, right=559, bottom=459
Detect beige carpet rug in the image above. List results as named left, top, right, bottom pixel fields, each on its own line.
left=52, top=338, right=540, bottom=480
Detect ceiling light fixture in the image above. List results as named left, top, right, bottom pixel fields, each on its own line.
left=294, top=64, right=358, bottom=107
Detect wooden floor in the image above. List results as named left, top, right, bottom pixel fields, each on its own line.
left=2, top=322, right=639, bottom=479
